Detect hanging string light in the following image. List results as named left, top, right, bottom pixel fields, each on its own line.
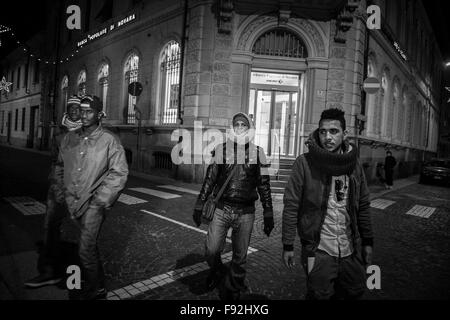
left=1, top=24, right=84, bottom=65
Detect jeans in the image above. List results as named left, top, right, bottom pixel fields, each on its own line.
left=303, top=249, right=366, bottom=300
left=205, top=205, right=255, bottom=294
left=40, top=185, right=67, bottom=276
left=75, top=205, right=106, bottom=297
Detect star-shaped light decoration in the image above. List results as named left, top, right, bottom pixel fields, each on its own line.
left=446, top=87, right=450, bottom=103
left=0, top=77, right=13, bottom=93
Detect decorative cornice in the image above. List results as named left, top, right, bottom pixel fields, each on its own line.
left=235, top=15, right=327, bottom=57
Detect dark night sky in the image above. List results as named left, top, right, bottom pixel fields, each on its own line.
left=1, top=1, right=449, bottom=61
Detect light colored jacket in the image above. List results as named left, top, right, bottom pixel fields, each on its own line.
left=54, top=125, right=129, bottom=218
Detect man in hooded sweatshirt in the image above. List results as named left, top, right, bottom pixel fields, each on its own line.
left=193, top=112, right=274, bottom=300
left=25, top=95, right=83, bottom=288
left=282, top=108, right=374, bottom=300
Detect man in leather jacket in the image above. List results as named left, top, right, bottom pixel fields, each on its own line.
left=193, top=112, right=274, bottom=300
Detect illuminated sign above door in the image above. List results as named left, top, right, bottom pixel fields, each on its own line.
left=251, top=72, right=299, bottom=87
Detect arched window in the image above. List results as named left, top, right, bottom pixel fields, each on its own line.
left=61, top=75, right=69, bottom=118
left=378, top=71, right=389, bottom=136
left=252, top=28, right=308, bottom=58
left=365, top=55, right=378, bottom=135
left=97, top=62, right=109, bottom=114
left=413, top=102, right=421, bottom=146
left=77, top=69, right=87, bottom=96
left=389, top=80, right=400, bottom=139
left=124, top=53, right=139, bottom=124
left=160, top=41, right=180, bottom=124
left=397, top=89, right=407, bottom=141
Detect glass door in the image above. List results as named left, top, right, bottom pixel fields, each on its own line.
left=249, top=89, right=298, bottom=157
left=273, top=91, right=297, bottom=157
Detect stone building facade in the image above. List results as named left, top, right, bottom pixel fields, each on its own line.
left=1, top=0, right=444, bottom=185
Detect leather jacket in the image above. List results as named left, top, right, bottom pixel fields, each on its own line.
left=195, top=142, right=273, bottom=217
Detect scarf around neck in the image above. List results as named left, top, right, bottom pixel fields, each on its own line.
left=61, top=114, right=82, bottom=132
left=305, top=129, right=358, bottom=176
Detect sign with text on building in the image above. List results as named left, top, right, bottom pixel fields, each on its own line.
left=251, top=72, right=299, bottom=87
left=77, top=13, right=137, bottom=48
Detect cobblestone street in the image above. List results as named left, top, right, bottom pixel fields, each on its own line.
left=1, top=146, right=449, bottom=300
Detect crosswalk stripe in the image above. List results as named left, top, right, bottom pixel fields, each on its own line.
left=107, top=247, right=258, bottom=300
left=118, top=194, right=148, bottom=205
left=370, top=199, right=396, bottom=210
left=405, top=205, right=436, bottom=219
left=3, top=197, right=46, bottom=215
left=157, top=185, right=199, bottom=195
left=128, top=187, right=181, bottom=199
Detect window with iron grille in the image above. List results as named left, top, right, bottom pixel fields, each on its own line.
left=252, top=28, right=308, bottom=58
left=98, top=63, right=109, bottom=113
left=124, top=53, right=139, bottom=124
left=160, top=41, right=180, bottom=125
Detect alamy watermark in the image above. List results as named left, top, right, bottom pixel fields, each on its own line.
left=170, top=121, right=280, bottom=175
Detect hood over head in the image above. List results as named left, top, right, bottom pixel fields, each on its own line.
left=229, top=112, right=255, bottom=145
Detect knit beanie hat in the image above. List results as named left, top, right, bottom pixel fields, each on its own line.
left=80, top=95, right=103, bottom=112
left=67, top=95, right=81, bottom=110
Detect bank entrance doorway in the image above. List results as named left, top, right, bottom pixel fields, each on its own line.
left=248, top=71, right=302, bottom=158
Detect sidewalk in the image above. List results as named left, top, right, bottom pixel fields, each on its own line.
left=1, top=142, right=419, bottom=200
left=369, top=175, right=419, bottom=200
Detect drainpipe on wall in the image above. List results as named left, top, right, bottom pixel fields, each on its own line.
left=178, top=0, right=188, bottom=126
left=358, top=3, right=370, bottom=159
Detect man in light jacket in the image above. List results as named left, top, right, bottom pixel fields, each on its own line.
left=54, top=95, right=128, bottom=299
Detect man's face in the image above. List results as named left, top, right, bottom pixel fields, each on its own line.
left=67, top=104, right=81, bottom=122
left=80, top=106, right=99, bottom=127
left=233, top=120, right=249, bottom=136
left=318, top=119, right=347, bottom=152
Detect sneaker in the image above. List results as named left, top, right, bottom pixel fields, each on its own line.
left=24, top=274, right=62, bottom=288
left=206, top=272, right=221, bottom=291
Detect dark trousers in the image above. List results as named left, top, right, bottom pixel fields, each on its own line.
left=75, top=205, right=106, bottom=297
left=303, top=249, right=366, bottom=300
left=40, top=185, right=67, bottom=276
left=205, top=206, right=255, bottom=295
left=385, top=169, right=394, bottom=186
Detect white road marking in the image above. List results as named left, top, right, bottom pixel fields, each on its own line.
left=157, top=185, right=199, bottom=196
left=118, top=194, right=148, bottom=205
left=3, top=197, right=46, bottom=215
left=104, top=209, right=259, bottom=300
left=140, top=209, right=234, bottom=244
left=370, top=199, right=396, bottom=210
left=405, top=205, right=436, bottom=219
left=107, top=247, right=258, bottom=300
left=128, top=187, right=181, bottom=200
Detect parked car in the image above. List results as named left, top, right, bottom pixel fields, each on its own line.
left=419, top=159, right=450, bottom=185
